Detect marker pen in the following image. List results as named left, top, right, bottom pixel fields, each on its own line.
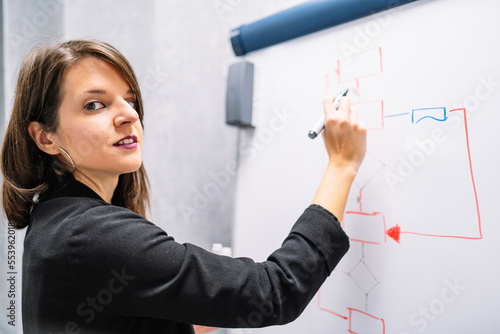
left=308, top=88, right=349, bottom=139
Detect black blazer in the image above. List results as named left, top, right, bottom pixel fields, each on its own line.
left=22, top=175, right=349, bottom=333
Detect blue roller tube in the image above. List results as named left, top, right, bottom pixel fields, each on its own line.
left=231, top=0, right=419, bottom=56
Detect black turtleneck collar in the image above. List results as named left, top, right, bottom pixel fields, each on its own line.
left=42, top=173, right=105, bottom=203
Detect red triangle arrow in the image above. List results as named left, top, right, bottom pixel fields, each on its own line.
left=387, top=224, right=401, bottom=243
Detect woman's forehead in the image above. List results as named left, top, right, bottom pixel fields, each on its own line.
left=61, top=57, right=132, bottom=96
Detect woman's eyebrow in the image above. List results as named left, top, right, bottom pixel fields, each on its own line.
left=83, top=89, right=135, bottom=95
left=84, top=89, right=107, bottom=94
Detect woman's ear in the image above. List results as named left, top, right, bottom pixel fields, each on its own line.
left=27, top=121, right=59, bottom=155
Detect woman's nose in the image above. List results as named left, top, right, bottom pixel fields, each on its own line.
left=115, top=100, right=139, bottom=127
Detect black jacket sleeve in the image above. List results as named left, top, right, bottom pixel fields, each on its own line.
left=66, top=202, right=349, bottom=328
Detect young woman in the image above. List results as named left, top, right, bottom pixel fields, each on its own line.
left=1, top=40, right=366, bottom=333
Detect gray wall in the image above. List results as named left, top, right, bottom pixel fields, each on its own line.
left=2, top=0, right=64, bottom=125
left=0, top=1, right=306, bottom=333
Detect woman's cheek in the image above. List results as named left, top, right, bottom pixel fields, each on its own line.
left=73, top=130, right=105, bottom=159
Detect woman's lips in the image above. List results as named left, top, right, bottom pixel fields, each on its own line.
left=114, top=135, right=138, bottom=149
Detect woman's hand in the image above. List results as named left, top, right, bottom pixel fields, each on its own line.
left=311, top=95, right=367, bottom=222
left=322, top=95, right=367, bottom=173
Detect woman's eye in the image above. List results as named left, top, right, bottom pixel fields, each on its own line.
left=84, top=101, right=105, bottom=111
left=128, top=100, right=138, bottom=109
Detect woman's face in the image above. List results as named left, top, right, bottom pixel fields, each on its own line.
left=53, top=57, right=143, bottom=180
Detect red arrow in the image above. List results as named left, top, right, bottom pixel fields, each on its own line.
left=386, top=225, right=401, bottom=243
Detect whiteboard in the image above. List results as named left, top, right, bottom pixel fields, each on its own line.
left=231, top=0, right=500, bottom=333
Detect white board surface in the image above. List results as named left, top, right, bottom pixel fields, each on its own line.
left=231, top=0, right=500, bottom=333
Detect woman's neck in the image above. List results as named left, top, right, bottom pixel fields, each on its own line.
left=73, top=171, right=119, bottom=203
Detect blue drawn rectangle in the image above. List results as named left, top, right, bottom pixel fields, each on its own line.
left=412, top=107, right=447, bottom=124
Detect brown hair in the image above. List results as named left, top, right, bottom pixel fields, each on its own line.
left=1, top=40, right=150, bottom=228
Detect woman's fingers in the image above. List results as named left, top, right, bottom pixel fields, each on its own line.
left=323, top=95, right=335, bottom=115
left=321, top=95, right=367, bottom=170
left=337, top=96, right=351, bottom=120
left=323, top=95, right=350, bottom=120
left=350, top=105, right=358, bottom=123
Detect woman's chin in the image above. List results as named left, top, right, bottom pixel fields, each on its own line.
left=122, top=162, right=143, bottom=174
left=108, top=158, right=143, bottom=175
